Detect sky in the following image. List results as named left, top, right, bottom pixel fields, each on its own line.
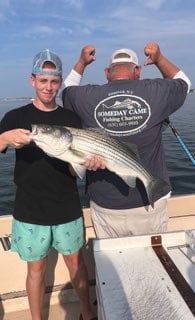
left=0, top=0, right=195, bottom=98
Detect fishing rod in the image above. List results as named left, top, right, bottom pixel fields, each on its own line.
left=164, top=119, right=195, bottom=165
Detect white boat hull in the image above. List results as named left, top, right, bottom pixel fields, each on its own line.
left=0, top=193, right=195, bottom=319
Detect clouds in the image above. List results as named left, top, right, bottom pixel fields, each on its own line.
left=25, top=25, right=73, bottom=39
left=0, top=0, right=15, bottom=22
left=0, top=0, right=195, bottom=97
left=139, top=0, right=167, bottom=10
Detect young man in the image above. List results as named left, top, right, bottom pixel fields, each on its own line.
left=62, top=42, right=191, bottom=239
left=0, top=49, right=98, bottom=320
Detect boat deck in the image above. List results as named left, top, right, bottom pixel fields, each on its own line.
left=1, top=194, right=195, bottom=320
left=94, top=231, right=195, bottom=320
left=2, top=287, right=97, bottom=320
left=3, top=301, right=80, bottom=320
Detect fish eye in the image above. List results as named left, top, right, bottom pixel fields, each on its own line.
left=45, top=127, right=51, bottom=133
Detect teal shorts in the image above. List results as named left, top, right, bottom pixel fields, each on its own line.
left=11, top=217, right=84, bottom=261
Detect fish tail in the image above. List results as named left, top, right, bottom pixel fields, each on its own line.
left=146, top=176, right=168, bottom=208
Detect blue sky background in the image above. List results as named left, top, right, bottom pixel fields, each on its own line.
left=0, top=0, right=195, bottom=98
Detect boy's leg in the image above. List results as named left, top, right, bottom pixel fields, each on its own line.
left=26, top=257, right=48, bottom=320
left=11, top=219, right=51, bottom=320
left=53, top=217, right=96, bottom=320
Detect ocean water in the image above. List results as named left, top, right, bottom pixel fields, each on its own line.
left=0, top=95, right=195, bottom=215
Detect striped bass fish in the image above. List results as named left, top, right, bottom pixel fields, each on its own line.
left=30, top=124, right=168, bottom=207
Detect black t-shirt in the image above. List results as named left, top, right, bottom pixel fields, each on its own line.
left=0, top=103, right=83, bottom=225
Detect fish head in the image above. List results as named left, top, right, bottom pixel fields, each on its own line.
left=30, top=124, right=73, bottom=157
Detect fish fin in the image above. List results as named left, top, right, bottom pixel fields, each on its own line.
left=107, top=163, right=138, bottom=188
left=121, top=142, right=141, bottom=160
left=86, top=128, right=140, bottom=162
left=146, top=176, right=168, bottom=208
left=55, top=149, right=86, bottom=165
left=120, top=175, right=137, bottom=188
left=70, top=148, right=86, bottom=158
left=85, top=127, right=109, bottom=135
left=70, top=163, right=86, bottom=179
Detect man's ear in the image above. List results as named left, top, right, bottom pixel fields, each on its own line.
left=104, top=67, right=110, bottom=80
left=30, top=75, right=36, bottom=87
left=134, top=66, right=141, bottom=80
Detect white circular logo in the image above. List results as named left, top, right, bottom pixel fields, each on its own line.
left=94, top=94, right=151, bottom=136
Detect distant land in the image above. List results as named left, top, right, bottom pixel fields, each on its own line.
left=0, top=89, right=194, bottom=101
left=0, top=97, right=33, bottom=101
left=0, top=95, right=62, bottom=101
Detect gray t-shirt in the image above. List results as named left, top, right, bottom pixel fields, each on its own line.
left=62, top=78, right=188, bottom=209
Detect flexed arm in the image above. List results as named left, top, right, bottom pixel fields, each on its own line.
left=144, top=42, right=180, bottom=78
left=144, top=42, right=191, bottom=91
left=64, top=45, right=96, bottom=87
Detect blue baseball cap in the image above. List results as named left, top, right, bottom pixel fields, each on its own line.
left=32, top=49, right=62, bottom=76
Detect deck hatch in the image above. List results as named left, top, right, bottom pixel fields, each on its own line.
left=151, top=235, right=195, bottom=315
